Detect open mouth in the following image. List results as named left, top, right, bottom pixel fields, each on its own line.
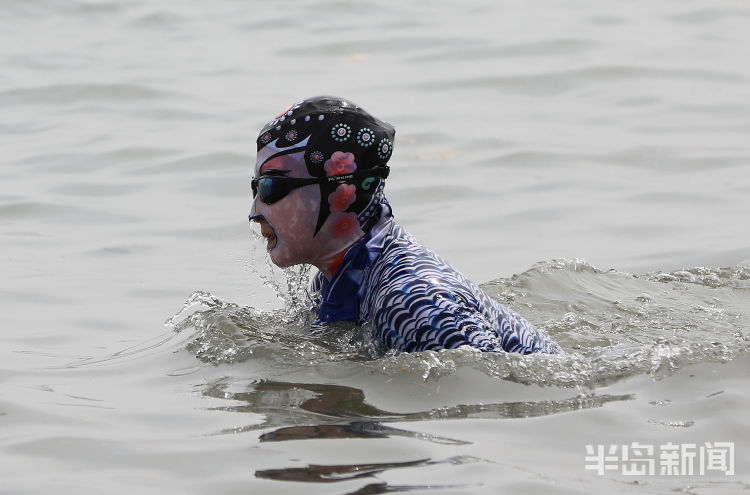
left=263, top=231, right=277, bottom=251
left=259, top=219, right=278, bottom=251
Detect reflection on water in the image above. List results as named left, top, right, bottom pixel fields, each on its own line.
left=203, top=379, right=633, bottom=438
left=256, top=457, right=431, bottom=482
left=256, top=455, right=478, bottom=493
left=260, top=422, right=470, bottom=445
left=343, top=482, right=464, bottom=495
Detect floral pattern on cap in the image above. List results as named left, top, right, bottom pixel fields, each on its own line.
left=377, top=138, right=393, bottom=160
left=331, top=123, right=351, bottom=143
left=357, top=127, right=374, bottom=147
left=324, top=151, right=357, bottom=176
left=309, top=150, right=325, bottom=164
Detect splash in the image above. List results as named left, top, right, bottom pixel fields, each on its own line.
left=165, top=266, right=370, bottom=365
left=170, top=259, right=750, bottom=386
left=245, top=230, right=315, bottom=316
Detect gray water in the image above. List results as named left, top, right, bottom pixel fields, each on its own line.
left=2, top=1, right=750, bottom=493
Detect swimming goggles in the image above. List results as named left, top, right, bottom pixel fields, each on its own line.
left=251, top=167, right=389, bottom=205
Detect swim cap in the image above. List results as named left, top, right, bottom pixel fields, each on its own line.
left=249, top=96, right=395, bottom=271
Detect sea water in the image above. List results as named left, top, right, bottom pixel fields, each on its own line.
left=1, top=1, right=749, bottom=493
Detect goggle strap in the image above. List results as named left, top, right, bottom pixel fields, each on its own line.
left=325, top=166, right=390, bottom=183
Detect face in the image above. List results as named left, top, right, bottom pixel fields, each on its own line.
left=250, top=153, right=323, bottom=268
left=250, top=149, right=368, bottom=272
left=250, top=97, right=397, bottom=273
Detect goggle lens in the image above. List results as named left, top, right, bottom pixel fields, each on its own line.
left=251, top=167, right=390, bottom=206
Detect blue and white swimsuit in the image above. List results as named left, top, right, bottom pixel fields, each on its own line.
left=312, top=213, right=563, bottom=354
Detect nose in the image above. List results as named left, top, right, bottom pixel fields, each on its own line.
left=248, top=195, right=260, bottom=222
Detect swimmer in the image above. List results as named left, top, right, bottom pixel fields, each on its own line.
left=249, top=96, right=562, bottom=354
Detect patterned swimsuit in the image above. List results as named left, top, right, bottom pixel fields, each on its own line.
left=312, top=214, right=563, bottom=354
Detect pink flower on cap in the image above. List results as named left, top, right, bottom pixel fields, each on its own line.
left=328, top=184, right=356, bottom=213
left=324, top=151, right=357, bottom=176
left=330, top=212, right=360, bottom=238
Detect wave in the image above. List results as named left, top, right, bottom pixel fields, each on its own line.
left=166, top=259, right=750, bottom=388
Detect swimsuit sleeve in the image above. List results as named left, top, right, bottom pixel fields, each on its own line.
left=361, top=228, right=563, bottom=354
left=366, top=273, right=558, bottom=353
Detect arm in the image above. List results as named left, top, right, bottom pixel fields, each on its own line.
left=368, top=273, right=560, bottom=353
left=363, top=251, right=562, bottom=354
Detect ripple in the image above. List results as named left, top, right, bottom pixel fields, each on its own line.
left=11, top=147, right=179, bottom=172
left=647, top=419, right=695, bottom=428
left=0, top=201, right=137, bottom=224
left=0, top=83, right=181, bottom=107
left=668, top=8, right=750, bottom=24
left=129, top=151, right=249, bottom=176
left=51, top=182, right=142, bottom=197
left=126, top=10, right=187, bottom=29
left=0, top=0, right=127, bottom=18
left=413, top=66, right=748, bottom=95
left=408, top=38, right=601, bottom=63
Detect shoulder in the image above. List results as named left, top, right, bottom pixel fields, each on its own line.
left=363, top=231, right=500, bottom=351
left=368, top=225, right=481, bottom=303
left=362, top=224, right=562, bottom=353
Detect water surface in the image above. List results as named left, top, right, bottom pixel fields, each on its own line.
left=2, top=1, right=750, bottom=493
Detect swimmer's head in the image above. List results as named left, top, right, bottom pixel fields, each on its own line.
left=249, top=96, right=395, bottom=271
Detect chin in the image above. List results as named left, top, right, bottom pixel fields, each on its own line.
left=269, top=251, right=295, bottom=269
